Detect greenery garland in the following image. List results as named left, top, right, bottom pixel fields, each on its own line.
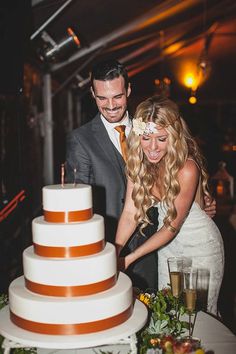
left=137, top=288, right=204, bottom=354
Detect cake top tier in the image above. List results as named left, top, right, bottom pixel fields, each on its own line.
left=43, top=184, right=92, bottom=212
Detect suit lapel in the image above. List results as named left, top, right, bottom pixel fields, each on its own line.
left=92, top=114, right=126, bottom=183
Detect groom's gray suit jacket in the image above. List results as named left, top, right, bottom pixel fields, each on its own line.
left=66, top=113, right=126, bottom=243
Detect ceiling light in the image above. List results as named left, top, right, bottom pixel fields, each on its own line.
left=38, top=27, right=81, bottom=62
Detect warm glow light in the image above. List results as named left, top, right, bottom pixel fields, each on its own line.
left=217, top=181, right=224, bottom=196
left=189, top=96, right=197, bottom=104
left=184, top=73, right=197, bottom=88
left=223, top=145, right=236, bottom=152
left=175, top=60, right=201, bottom=90
left=164, top=42, right=183, bottom=55
left=163, top=77, right=171, bottom=85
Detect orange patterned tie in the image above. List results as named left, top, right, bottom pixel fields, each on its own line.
left=115, top=125, right=127, bottom=162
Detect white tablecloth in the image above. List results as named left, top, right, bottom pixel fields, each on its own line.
left=29, top=311, right=236, bottom=354
left=192, top=311, right=236, bottom=353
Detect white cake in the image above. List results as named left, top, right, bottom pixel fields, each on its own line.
left=9, top=184, right=133, bottom=335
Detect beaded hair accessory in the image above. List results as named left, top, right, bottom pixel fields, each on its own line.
left=132, top=118, right=158, bottom=136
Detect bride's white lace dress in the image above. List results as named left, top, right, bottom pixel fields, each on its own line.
left=157, top=201, right=224, bottom=315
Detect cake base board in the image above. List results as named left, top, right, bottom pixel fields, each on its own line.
left=0, top=300, right=147, bottom=349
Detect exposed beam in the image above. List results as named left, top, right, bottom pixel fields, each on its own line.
left=51, top=0, right=200, bottom=72
left=31, top=0, right=74, bottom=40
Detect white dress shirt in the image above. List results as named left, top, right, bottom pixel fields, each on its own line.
left=100, top=112, right=132, bottom=155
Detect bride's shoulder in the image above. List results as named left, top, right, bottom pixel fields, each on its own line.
left=179, top=159, right=199, bottom=180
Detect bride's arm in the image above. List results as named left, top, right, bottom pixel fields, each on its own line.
left=124, top=160, right=199, bottom=268
left=115, top=178, right=138, bottom=256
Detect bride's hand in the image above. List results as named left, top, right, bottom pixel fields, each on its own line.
left=124, top=253, right=136, bottom=269
left=118, top=253, right=136, bottom=270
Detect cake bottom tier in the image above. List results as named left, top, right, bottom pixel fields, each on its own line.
left=9, top=272, right=133, bottom=335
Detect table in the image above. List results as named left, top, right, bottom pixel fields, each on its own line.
left=192, top=311, right=236, bottom=353
left=1, top=307, right=236, bottom=353
left=0, top=299, right=147, bottom=354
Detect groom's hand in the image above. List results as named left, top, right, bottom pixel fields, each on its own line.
left=204, top=196, right=216, bottom=218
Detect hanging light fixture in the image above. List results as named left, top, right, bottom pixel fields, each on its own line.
left=197, top=33, right=212, bottom=80
left=38, top=27, right=81, bottom=62
left=196, top=2, right=216, bottom=82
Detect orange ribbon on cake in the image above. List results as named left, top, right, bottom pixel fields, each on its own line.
left=33, top=239, right=105, bottom=257
left=44, top=208, right=93, bottom=223
left=10, top=305, right=133, bottom=335
left=25, top=274, right=116, bottom=296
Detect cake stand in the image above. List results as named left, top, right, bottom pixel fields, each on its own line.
left=0, top=299, right=147, bottom=354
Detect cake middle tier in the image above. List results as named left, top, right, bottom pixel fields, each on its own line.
left=32, top=214, right=105, bottom=257
left=23, top=243, right=117, bottom=296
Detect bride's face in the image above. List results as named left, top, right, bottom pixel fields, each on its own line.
left=140, top=126, right=168, bottom=163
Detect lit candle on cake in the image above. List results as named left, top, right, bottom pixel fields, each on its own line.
left=73, top=168, right=77, bottom=187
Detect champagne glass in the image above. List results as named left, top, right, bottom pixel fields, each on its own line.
left=167, top=257, right=183, bottom=298
left=183, top=267, right=197, bottom=338
left=196, top=268, right=210, bottom=311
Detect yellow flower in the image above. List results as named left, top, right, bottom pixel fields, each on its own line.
left=138, top=293, right=151, bottom=305
left=195, top=349, right=205, bottom=354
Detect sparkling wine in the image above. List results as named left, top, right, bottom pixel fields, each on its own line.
left=170, top=271, right=182, bottom=297
left=184, top=289, right=197, bottom=312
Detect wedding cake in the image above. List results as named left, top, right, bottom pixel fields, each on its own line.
left=8, top=184, right=133, bottom=335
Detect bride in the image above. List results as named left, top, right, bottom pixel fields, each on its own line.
left=115, top=95, right=224, bottom=315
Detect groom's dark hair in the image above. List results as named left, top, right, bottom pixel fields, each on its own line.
left=90, top=59, right=129, bottom=91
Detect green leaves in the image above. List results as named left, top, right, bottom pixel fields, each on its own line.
left=139, top=287, right=190, bottom=352
left=0, top=295, right=8, bottom=310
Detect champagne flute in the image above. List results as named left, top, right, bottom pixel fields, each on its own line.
left=167, top=257, right=184, bottom=322
left=196, top=268, right=210, bottom=311
left=167, top=257, right=183, bottom=298
left=183, top=267, right=197, bottom=338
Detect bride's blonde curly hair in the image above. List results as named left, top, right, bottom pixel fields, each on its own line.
left=126, top=95, right=211, bottom=233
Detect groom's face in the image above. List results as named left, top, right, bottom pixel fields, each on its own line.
left=91, top=75, right=131, bottom=123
